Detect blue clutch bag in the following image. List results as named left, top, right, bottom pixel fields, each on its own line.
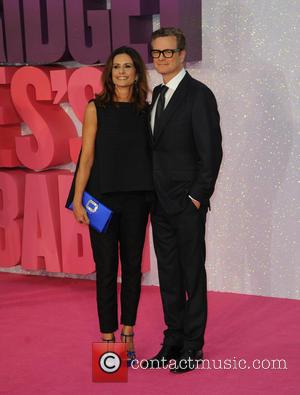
left=67, top=191, right=113, bottom=233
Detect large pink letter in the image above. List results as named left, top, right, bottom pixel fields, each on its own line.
left=65, top=0, right=111, bottom=64
left=0, top=0, right=24, bottom=63
left=0, top=170, right=26, bottom=267
left=111, top=0, right=159, bottom=61
left=21, top=170, right=68, bottom=272
left=69, top=138, right=82, bottom=164
left=10, top=67, right=77, bottom=170
left=0, top=67, right=22, bottom=167
left=68, top=66, right=103, bottom=123
left=23, top=0, right=66, bottom=64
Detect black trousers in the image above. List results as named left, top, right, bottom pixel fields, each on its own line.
left=151, top=195, right=208, bottom=350
left=89, top=191, right=151, bottom=333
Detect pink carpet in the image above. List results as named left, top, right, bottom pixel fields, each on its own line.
left=0, top=272, right=299, bottom=394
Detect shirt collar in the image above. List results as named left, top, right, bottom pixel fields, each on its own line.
left=165, top=68, right=186, bottom=91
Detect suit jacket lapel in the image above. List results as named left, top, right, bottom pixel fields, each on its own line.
left=150, top=85, right=162, bottom=111
left=153, top=73, right=191, bottom=145
left=148, top=85, right=162, bottom=143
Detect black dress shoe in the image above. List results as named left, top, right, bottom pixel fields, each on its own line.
left=141, top=344, right=182, bottom=369
left=169, top=349, right=203, bottom=374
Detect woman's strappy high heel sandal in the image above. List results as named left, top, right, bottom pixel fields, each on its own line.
left=121, top=332, right=136, bottom=367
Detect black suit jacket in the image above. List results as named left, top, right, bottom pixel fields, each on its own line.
left=150, top=72, right=222, bottom=214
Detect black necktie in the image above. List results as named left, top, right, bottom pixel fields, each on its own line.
left=154, top=85, right=168, bottom=137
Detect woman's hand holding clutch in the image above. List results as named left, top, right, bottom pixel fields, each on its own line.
left=72, top=201, right=90, bottom=225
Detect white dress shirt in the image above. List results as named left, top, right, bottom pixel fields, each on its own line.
left=150, top=68, right=186, bottom=133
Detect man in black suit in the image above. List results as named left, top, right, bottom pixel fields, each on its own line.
left=144, top=27, right=223, bottom=373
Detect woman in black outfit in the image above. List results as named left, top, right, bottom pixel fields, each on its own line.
left=65, top=47, right=153, bottom=364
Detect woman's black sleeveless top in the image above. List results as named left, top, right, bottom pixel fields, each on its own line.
left=65, top=100, right=153, bottom=207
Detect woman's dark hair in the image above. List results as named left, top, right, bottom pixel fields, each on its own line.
left=96, top=46, right=149, bottom=110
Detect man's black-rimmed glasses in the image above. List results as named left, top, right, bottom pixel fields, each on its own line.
left=150, top=49, right=181, bottom=58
